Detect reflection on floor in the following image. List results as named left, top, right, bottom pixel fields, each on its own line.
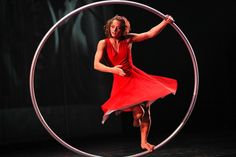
left=1, top=129, right=236, bottom=157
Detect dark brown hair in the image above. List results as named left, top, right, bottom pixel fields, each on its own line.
left=104, top=15, right=131, bottom=38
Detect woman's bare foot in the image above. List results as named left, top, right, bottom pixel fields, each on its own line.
left=141, top=142, right=155, bottom=152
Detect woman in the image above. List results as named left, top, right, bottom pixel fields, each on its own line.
left=94, top=15, right=177, bottom=152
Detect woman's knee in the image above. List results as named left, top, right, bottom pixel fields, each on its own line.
left=133, top=105, right=144, bottom=119
left=142, top=106, right=151, bottom=121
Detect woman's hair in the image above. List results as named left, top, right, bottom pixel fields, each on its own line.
left=104, top=15, right=131, bottom=38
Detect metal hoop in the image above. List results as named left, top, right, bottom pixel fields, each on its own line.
left=29, top=0, right=199, bottom=156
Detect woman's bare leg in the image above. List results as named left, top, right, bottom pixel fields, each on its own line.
left=140, top=106, right=154, bottom=152
left=132, top=105, right=144, bottom=127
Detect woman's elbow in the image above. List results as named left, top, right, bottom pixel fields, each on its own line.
left=94, top=63, right=97, bottom=70
left=94, top=62, right=99, bottom=70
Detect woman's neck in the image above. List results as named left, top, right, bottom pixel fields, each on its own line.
left=110, top=37, right=121, bottom=42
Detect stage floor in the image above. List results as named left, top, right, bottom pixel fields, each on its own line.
left=1, top=129, right=236, bottom=157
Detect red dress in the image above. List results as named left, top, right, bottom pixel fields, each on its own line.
left=101, top=38, right=177, bottom=124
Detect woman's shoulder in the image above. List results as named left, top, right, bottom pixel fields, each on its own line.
left=97, top=39, right=108, bottom=49
left=98, top=39, right=107, bottom=44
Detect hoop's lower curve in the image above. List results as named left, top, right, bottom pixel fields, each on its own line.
left=29, top=0, right=199, bottom=157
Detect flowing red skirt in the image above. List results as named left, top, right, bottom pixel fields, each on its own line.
left=101, top=65, right=177, bottom=124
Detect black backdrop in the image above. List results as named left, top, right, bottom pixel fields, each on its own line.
left=0, top=0, right=235, bottom=146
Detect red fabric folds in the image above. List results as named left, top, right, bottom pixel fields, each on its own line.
left=101, top=38, right=177, bottom=124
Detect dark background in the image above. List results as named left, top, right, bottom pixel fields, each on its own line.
left=0, top=0, right=235, bottom=155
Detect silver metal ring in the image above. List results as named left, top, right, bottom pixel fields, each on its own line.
left=29, top=0, right=199, bottom=156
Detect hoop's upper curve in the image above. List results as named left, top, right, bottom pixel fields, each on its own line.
left=29, top=1, right=199, bottom=157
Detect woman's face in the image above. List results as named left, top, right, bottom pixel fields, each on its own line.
left=110, top=20, right=122, bottom=39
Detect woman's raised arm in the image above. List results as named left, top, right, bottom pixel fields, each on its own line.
left=131, top=15, right=174, bottom=43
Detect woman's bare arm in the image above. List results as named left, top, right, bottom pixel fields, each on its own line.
left=94, top=40, right=126, bottom=76
left=131, top=15, right=174, bottom=43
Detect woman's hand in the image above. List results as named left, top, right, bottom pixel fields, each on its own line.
left=112, top=65, right=126, bottom=76
left=165, top=15, right=174, bottom=24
